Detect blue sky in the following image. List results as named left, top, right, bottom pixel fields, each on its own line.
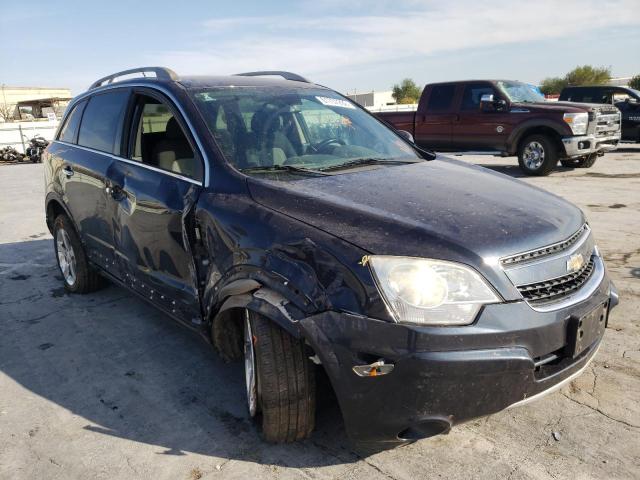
left=2, top=0, right=639, bottom=94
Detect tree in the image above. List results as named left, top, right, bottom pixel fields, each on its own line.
left=540, top=77, right=567, bottom=96
left=539, top=65, right=612, bottom=95
left=0, top=85, right=14, bottom=122
left=629, top=75, right=640, bottom=90
left=392, top=79, right=422, bottom=104
left=565, top=65, right=611, bottom=86
left=0, top=103, right=14, bottom=122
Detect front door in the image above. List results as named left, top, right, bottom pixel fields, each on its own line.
left=453, top=82, right=513, bottom=151
left=107, top=91, right=204, bottom=326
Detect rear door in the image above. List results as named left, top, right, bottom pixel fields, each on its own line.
left=452, top=82, right=513, bottom=151
left=106, top=89, right=204, bottom=326
left=57, top=90, right=130, bottom=276
left=414, top=84, right=459, bottom=150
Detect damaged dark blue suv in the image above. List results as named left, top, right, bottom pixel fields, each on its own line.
left=44, top=67, right=619, bottom=450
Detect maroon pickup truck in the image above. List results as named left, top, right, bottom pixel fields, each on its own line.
left=375, top=80, right=621, bottom=175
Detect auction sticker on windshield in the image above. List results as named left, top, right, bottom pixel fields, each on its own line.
left=316, top=96, right=356, bottom=109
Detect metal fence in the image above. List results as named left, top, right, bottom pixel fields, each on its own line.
left=0, top=121, right=60, bottom=153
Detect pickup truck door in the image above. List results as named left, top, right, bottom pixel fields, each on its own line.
left=107, top=89, right=205, bottom=327
left=414, top=84, right=460, bottom=150
left=452, top=82, right=514, bottom=151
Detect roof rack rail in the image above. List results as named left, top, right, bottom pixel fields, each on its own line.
left=89, top=67, right=179, bottom=90
left=234, top=71, right=311, bottom=84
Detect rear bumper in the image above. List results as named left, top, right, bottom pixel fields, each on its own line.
left=299, top=275, right=617, bottom=449
left=562, top=132, right=620, bottom=158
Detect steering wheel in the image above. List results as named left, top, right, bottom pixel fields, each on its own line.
left=311, top=138, right=345, bottom=153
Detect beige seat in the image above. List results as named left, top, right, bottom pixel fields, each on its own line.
left=153, top=117, right=195, bottom=176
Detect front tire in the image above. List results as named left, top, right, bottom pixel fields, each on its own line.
left=244, top=310, right=316, bottom=442
left=518, top=134, right=558, bottom=176
left=53, top=214, right=103, bottom=293
left=561, top=153, right=598, bottom=168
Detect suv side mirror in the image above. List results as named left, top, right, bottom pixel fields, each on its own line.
left=397, top=129, right=414, bottom=143
left=480, top=94, right=507, bottom=112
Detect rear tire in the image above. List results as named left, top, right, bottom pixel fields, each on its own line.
left=561, top=153, right=598, bottom=168
left=517, top=134, right=558, bottom=176
left=53, top=214, right=103, bottom=293
left=245, top=310, right=316, bottom=442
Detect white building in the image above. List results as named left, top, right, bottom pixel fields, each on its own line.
left=345, top=90, right=396, bottom=109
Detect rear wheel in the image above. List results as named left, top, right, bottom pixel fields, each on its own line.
left=517, top=134, right=558, bottom=176
left=53, top=214, right=103, bottom=293
left=561, top=153, right=598, bottom=168
left=244, top=310, right=315, bottom=442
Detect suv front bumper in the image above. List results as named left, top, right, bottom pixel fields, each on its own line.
left=299, top=274, right=618, bottom=450
left=562, top=132, right=621, bottom=158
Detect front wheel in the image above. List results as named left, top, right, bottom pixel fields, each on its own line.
left=244, top=310, right=316, bottom=442
left=561, top=153, right=598, bottom=168
left=53, top=214, right=103, bottom=293
left=517, top=134, right=558, bottom=176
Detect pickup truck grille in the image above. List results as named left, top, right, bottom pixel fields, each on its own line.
left=500, top=225, right=588, bottom=267
left=517, top=257, right=595, bottom=305
left=595, top=112, right=621, bottom=137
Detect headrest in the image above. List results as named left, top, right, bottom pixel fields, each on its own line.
left=165, top=117, right=183, bottom=140
left=251, top=107, right=281, bottom=136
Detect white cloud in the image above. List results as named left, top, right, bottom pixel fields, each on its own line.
left=156, top=0, right=638, bottom=83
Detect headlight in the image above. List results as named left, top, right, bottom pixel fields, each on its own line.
left=368, top=256, right=500, bottom=326
left=563, top=112, right=588, bottom=135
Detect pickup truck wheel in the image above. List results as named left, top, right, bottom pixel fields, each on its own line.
left=244, top=310, right=316, bottom=442
left=53, top=214, right=103, bottom=293
left=518, top=135, right=557, bottom=176
left=561, top=153, right=598, bottom=168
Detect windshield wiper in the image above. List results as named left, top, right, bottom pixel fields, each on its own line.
left=319, top=158, right=422, bottom=172
left=240, top=164, right=331, bottom=176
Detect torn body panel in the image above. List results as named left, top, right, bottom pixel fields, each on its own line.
left=106, top=159, right=203, bottom=325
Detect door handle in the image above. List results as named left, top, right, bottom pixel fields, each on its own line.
left=62, top=165, right=74, bottom=177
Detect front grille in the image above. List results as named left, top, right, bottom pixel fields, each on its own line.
left=517, top=257, right=595, bottom=304
left=595, top=112, right=621, bottom=136
left=501, top=225, right=587, bottom=267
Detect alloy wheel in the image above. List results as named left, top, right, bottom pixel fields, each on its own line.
left=56, top=228, right=77, bottom=286
left=523, top=141, right=545, bottom=170
left=244, top=309, right=258, bottom=417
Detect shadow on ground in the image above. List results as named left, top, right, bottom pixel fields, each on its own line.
left=0, top=239, right=361, bottom=468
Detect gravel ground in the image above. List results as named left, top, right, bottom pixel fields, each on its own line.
left=1, top=147, right=639, bottom=480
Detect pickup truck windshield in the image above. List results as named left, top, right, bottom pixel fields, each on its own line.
left=190, top=87, right=420, bottom=176
left=497, top=81, right=545, bottom=103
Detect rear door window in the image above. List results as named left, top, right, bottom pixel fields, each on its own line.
left=461, top=84, right=496, bottom=111
left=58, top=101, right=86, bottom=143
left=427, top=85, right=456, bottom=112
left=78, top=90, right=129, bottom=154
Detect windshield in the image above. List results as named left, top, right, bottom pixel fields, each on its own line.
left=190, top=87, right=421, bottom=177
left=497, top=81, right=546, bottom=103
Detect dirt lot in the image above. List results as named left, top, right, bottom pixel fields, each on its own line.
left=1, top=148, right=639, bottom=480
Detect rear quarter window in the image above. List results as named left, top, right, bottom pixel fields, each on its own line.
left=427, top=85, right=456, bottom=112
left=58, top=101, right=86, bottom=143
left=78, top=91, right=130, bottom=154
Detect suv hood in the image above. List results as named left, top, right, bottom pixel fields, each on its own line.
left=247, top=158, right=584, bottom=271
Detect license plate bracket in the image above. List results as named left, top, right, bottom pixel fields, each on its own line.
left=566, top=303, right=607, bottom=358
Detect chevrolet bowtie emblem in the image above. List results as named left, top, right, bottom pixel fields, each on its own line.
left=567, top=253, right=585, bottom=273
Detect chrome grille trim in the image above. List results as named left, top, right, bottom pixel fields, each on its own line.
left=524, top=256, right=605, bottom=312
left=517, top=257, right=595, bottom=304
left=500, top=225, right=588, bottom=267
